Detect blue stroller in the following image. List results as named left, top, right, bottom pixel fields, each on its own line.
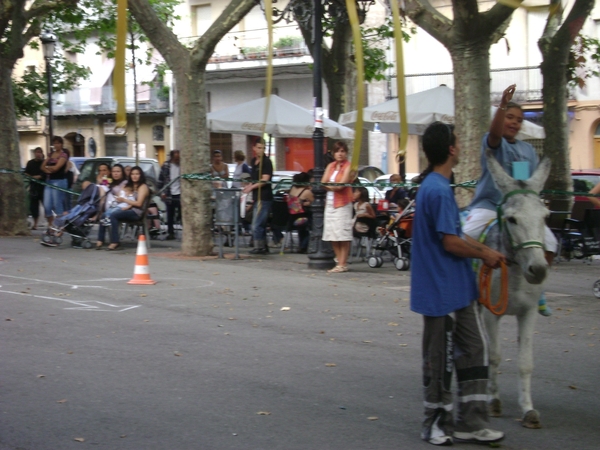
left=41, top=184, right=102, bottom=248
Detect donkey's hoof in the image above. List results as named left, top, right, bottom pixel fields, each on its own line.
left=522, top=409, right=542, bottom=429
left=489, top=398, right=502, bottom=417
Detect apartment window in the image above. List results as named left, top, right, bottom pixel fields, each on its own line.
left=153, top=125, right=164, bottom=141
left=192, top=4, right=211, bottom=37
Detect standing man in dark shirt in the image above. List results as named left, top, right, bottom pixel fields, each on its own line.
left=158, top=150, right=181, bottom=240
left=24, top=147, right=45, bottom=230
left=243, top=138, right=273, bottom=255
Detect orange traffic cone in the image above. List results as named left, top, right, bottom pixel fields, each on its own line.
left=128, top=234, right=157, bottom=285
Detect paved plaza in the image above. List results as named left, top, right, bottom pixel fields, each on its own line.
left=1, top=232, right=599, bottom=449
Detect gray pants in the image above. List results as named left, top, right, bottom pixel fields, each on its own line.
left=421, top=302, right=490, bottom=440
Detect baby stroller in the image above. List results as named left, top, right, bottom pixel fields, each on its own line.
left=41, top=184, right=102, bottom=249
left=368, top=199, right=414, bottom=271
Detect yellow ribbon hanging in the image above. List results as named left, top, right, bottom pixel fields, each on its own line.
left=390, top=0, right=407, bottom=163
left=262, top=0, right=274, bottom=135
left=255, top=0, right=275, bottom=207
left=345, top=0, right=365, bottom=171
left=114, top=0, right=128, bottom=131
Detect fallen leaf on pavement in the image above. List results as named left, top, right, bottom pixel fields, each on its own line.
left=569, top=385, right=577, bottom=389
left=174, top=352, right=181, bottom=356
left=325, top=363, right=337, bottom=367
left=74, top=437, right=85, bottom=442
left=57, top=399, right=67, bottom=403
left=367, top=416, right=379, bottom=421
left=256, top=411, right=271, bottom=415
left=280, top=307, right=290, bottom=311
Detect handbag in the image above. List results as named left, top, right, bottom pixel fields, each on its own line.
left=286, top=191, right=306, bottom=215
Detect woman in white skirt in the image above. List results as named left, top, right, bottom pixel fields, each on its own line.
left=322, top=141, right=355, bottom=273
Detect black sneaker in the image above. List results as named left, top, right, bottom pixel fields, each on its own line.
left=249, top=247, right=267, bottom=255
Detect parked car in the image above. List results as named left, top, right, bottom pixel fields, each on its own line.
left=572, top=169, right=600, bottom=192
left=272, top=171, right=299, bottom=194
left=570, top=169, right=600, bottom=221
left=74, top=157, right=161, bottom=194
left=374, top=173, right=420, bottom=196
left=357, top=165, right=384, bottom=182
left=358, top=177, right=384, bottom=203
left=70, top=157, right=89, bottom=171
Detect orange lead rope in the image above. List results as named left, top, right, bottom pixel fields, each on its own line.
left=478, top=261, right=509, bottom=315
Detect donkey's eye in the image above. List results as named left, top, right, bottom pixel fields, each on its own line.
left=507, top=217, right=517, bottom=224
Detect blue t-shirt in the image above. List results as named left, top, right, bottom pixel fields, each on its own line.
left=410, top=172, right=479, bottom=317
left=470, top=133, right=539, bottom=211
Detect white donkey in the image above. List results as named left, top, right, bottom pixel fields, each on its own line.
left=481, top=150, right=551, bottom=429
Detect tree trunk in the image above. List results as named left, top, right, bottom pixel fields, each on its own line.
left=539, top=0, right=595, bottom=203
left=173, top=62, right=214, bottom=255
left=0, top=60, right=29, bottom=236
left=128, top=0, right=256, bottom=255
left=450, top=42, right=492, bottom=207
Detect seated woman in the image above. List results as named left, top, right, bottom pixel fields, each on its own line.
left=82, top=163, right=111, bottom=191
left=287, top=172, right=314, bottom=253
left=95, top=166, right=150, bottom=251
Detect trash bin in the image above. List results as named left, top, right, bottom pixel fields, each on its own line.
left=214, top=188, right=241, bottom=259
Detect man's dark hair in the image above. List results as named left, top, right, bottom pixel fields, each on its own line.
left=51, top=136, right=64, bottom=145
left=253, top=137, right=265, bottom=146
left=422, top=122, right=456, bottom=167
left=170, top=149, right=180, bottom=159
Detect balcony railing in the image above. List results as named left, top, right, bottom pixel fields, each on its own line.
left=53, top=84, right=169, bottom=116
left=17, top=115, right=42, bottom=131
left=391, top=66, right=574, bottom=103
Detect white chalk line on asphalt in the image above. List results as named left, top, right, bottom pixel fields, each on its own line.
left=0, top=288, right=140, bottom=312
left=0, top=274, right=214, bottom=291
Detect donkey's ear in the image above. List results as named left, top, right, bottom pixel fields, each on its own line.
left=526, top=157, right=551, bottom=193
left=485, top=149, right=519, bottom=193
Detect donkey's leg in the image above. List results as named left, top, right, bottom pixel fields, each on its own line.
left=484, top=312, right=502, bottom=417
left=516, top=306, right=542, bottom=428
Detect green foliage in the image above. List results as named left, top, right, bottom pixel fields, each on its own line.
left=361, top=17, right=414, bottom=83
left=11, top=0, right=180, bottom=118
left=568, top=34, right=600, bottom=89
left=12, top=56, right=91, bottom=120
left=274, top=35, right=303, bottom=49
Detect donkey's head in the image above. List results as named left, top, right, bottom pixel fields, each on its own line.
left=486, top=149, right=551, bottom=284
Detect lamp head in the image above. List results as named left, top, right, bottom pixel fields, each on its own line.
left=40, top=31, right=57, bottom=59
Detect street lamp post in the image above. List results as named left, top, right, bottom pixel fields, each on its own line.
left=40, top=31, right=57, bottom=152
left=268, top=0, right=374, bottom=270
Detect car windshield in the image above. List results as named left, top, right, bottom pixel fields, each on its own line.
left=572, top=175, right=600, bottom=192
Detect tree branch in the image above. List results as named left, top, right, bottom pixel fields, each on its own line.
left=194, top=0, right=256, bottom=65
left=128, top=0, right=187, bottom=69
left=403, top=0, right=452, bottom=47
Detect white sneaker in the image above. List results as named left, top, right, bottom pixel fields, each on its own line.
left=453, top=428, right=504, bottom=443
left=426, top=435, right=453, bottom=446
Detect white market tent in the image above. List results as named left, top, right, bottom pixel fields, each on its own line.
left=338, top=85, right=545, bottom=140
left=207, top=94, right=354, bottom=139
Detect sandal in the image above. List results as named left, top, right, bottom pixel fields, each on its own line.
left=327, top=265, right=348, bottom=273
left=106, top=244, right=121, bottom=251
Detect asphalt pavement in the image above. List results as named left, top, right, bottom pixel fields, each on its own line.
left=0, top=230, right=599, bottom=450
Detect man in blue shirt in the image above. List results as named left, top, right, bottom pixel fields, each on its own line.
left=411, top=122, right=505, bottom=446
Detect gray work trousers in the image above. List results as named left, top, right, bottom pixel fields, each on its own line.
left=421, top=301, right=490, bottom=440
